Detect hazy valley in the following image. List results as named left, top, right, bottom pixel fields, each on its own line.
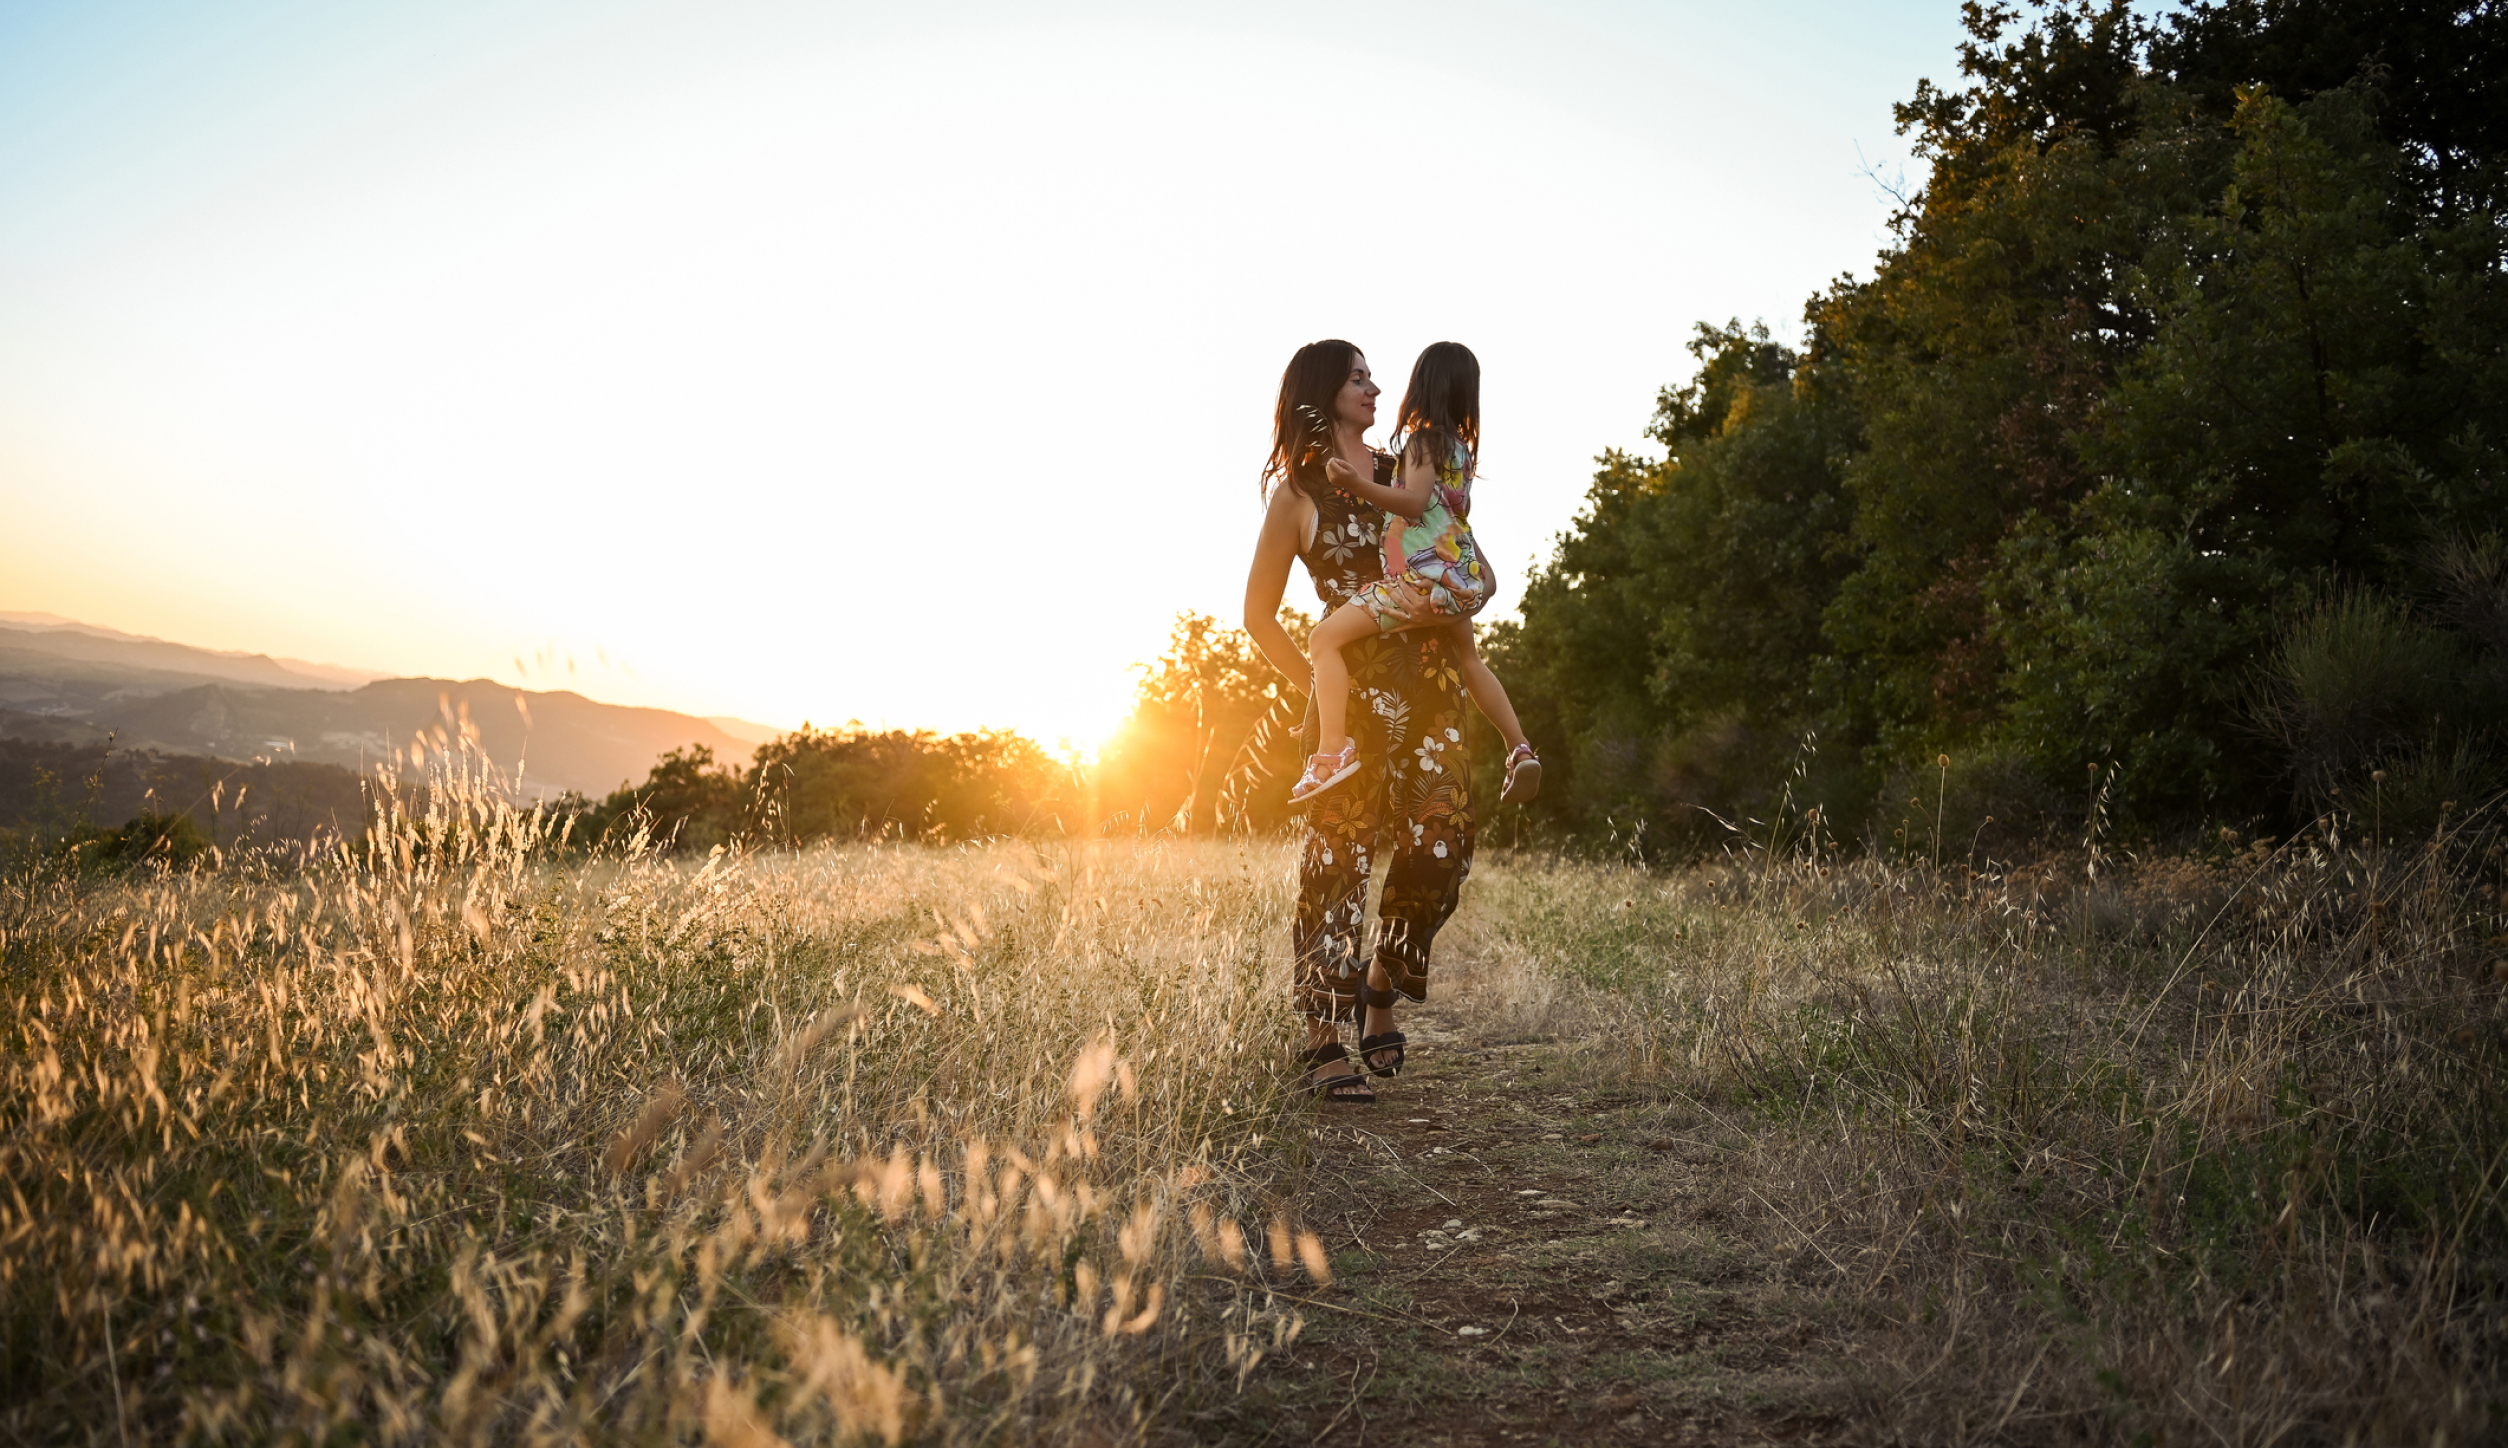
left=0, top=618, right=776, bottom=839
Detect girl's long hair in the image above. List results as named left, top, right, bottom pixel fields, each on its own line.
left=1392, top=341, right=1480, bottom=469
left=1263, top=338, right=1359, bottom=500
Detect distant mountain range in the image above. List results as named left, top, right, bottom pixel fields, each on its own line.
left=0, top=618, right=783, bottom=798
left=0, top=611, right=384, bottom=690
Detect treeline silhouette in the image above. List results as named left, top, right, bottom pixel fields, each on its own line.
left=0, top=613, right=1322, bottom=863
left=0, top=738, right=372, bottom=867
left=1478, top=0, right=2508, bottom=856
left=570, top=611, right=1314, bottom=850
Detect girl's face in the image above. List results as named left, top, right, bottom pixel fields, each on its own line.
left=1333, top=354, right=1380, bottom=433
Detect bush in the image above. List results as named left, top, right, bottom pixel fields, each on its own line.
left=579, top=730, right=1086, bottom=854
left=1876, top=745, right=2075, bottom=866
left=53, top=811, right=214, bottom=872
left=2252, top=591, right=2463, bottom=809
left=755, top=726, right=1076, bottom=843
left=2250, top=578, right=2508, bottom=835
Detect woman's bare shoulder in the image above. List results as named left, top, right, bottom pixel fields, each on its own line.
left=1264, top=478, right=1315, bottom=522
left=1259, top=479, right=1317, bottom=548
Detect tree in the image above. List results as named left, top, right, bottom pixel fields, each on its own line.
left=1993, top=84, right=2508, bottom=810
left=1506, top=0, right=2508, bottom=849
left=749, top=726, right=1074, bottom=844
left=1097, top=609, right=1308, bottom=834
left=2152, top=0, right=2508, bottom=217
left=582, top=744, right=747, bottom=852
left=1502, top=322, right=1859, bottom=850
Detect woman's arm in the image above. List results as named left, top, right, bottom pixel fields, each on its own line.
left=1324, top=450, right=1434, bottom=520
left=1243, top=485, right=1314, bottom=689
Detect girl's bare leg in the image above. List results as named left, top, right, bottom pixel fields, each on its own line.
left=1308, top=603, right=1379, bottom=758
left=1452, top=626, right=1530, bottom=752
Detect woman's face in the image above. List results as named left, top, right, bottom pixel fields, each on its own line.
left=1333, top=354, right=1381, bottom=433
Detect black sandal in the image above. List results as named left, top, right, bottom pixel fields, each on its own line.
left=1300, top=1043, right=1376, bottom=1104
left=1358, top=983, right=1407, bottom=1079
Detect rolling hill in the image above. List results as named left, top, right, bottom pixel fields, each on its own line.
left=0, top=621, right=780, bottom=798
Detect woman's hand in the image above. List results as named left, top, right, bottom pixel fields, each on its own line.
left=1323, top=456, right=1360, bottom=492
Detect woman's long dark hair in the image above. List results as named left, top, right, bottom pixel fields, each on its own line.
left=1392, top=341, right=1479, bottom=469
left=1263, top=338, right=1359, bottom=499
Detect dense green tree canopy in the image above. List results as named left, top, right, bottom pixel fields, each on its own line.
left=1495, top=0, right=2508, bottom=855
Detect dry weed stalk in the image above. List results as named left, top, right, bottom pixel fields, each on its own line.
left=0, top=742, right=1322, bottom=1444
left=1463, top=807, right=2508, bottom=1443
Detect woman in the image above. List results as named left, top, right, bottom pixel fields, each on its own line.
left=1241, top=339, right=1476, bottom=1103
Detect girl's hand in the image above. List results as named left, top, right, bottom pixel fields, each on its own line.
left=1323, top=456, right=1360, bottom=491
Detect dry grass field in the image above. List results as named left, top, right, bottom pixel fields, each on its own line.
left=1, top=767, right=1319, bottom=1446
left=3, top=761, right=2503, bottom=1444
left=1358, top=818, right=2508, bottom=1444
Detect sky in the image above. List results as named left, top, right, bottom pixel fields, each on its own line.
left=0, top=0, right=1977, bottom=752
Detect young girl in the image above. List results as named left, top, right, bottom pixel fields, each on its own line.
left=1290, top=341, right=1542, bottom=806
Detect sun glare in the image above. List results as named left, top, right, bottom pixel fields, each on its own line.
left=1029, top=686, right=1138, bottom=768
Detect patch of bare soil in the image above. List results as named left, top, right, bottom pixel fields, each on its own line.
left=1201, top=999, right=1849, bottom=1446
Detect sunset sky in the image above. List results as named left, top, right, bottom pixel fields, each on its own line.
left=2, top=0, right=1980, bottom=751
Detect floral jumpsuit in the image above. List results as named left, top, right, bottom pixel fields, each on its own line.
left=1284, top=453, right=1477, bottom=1021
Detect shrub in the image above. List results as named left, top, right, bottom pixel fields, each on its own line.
left=2251, top=588, right=2501, bottom=821
left=60, top=810, right=214, bottom=871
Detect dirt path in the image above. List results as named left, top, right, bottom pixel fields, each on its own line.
left=1209, top=1000, right=1846, bottom=1446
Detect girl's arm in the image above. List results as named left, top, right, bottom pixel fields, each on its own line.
left=1243, top=484, right=1314, bottom=689
left=1324, top=449, right=1434, bottom=520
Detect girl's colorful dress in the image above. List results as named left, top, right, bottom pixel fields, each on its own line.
left=1345, top=436, right=1493, bottom=633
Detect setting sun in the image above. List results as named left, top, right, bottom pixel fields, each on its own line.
left=0, top=0, right=1949, bottom=739
left=1028, top=683, right=1141, bottom=770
